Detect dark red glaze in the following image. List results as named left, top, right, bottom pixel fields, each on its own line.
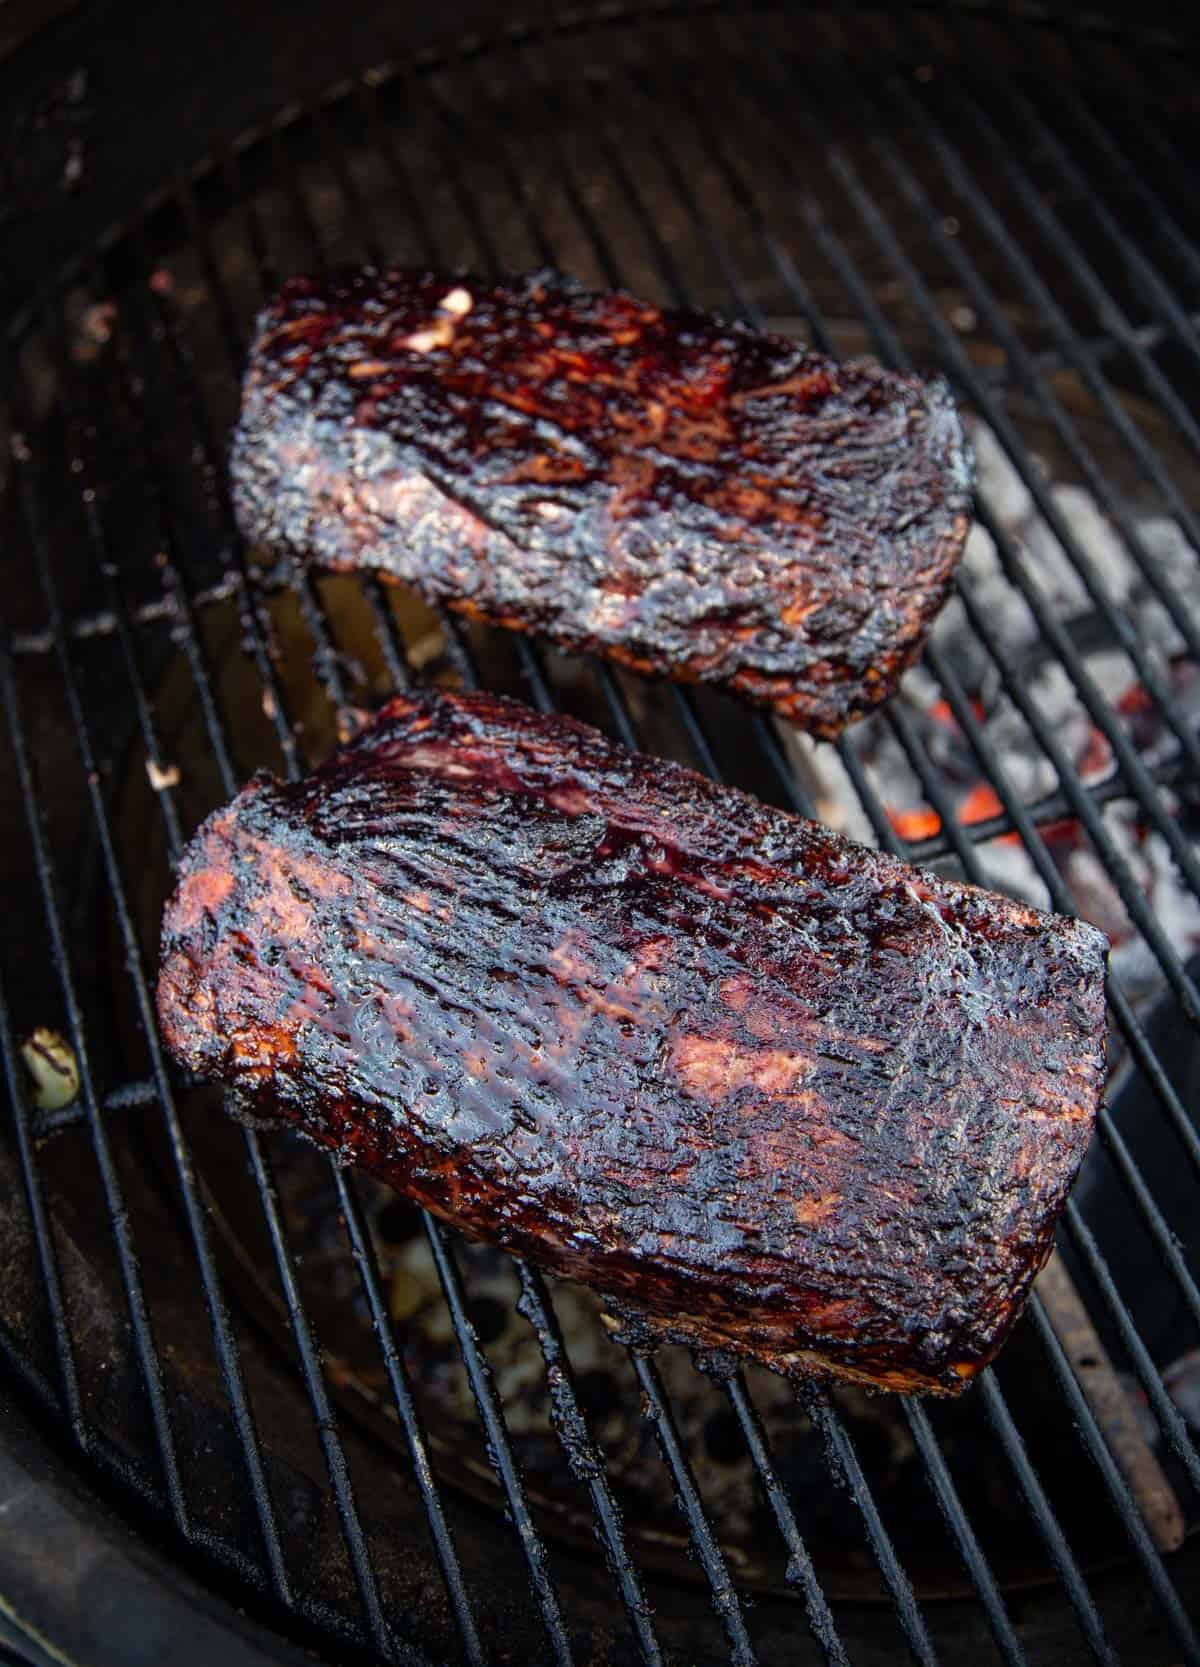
left=230, top=268, right=973, bottom=737
left=157, top=691, right=1106, bottom=1393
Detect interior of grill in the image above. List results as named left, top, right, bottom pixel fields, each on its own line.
left=1, top=7, right=1199, bottom=1665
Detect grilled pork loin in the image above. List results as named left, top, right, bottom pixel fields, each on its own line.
left=157, top=691, right=1105, bottom=1394
left=230, top=268, right=972, bottom=738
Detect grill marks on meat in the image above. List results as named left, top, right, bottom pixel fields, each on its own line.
left=230, top=269, right=972, bottom=737
left=157, top=691, right=1106, bottom=1394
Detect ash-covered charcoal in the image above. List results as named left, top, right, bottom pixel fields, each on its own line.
left=230, top=268, right=972, bottom=738
left=158, top=689, right=1107, bottom=1396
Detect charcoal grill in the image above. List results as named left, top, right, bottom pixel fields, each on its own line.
left=2, top=4, right=1200, bottom=1664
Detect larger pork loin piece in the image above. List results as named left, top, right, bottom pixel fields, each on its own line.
left=157, top=690, right=1106, bottom=1394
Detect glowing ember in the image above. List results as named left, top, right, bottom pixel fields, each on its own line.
left=886, top=805, right=941, bottom=841
left=960, top=782, right=1005, bottom=826
left=1078, top=727, right=1114, bottom=785
left=1117, top=682, right=1154, bottom=718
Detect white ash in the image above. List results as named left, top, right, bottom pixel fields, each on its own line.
left=970, top=840, right=1052, bottom=915
left=1022, top=483, right=1127, bottom=617
left=978, top=662, right=1097, bottom=802
left=968, top=421, right=1036, bottom=526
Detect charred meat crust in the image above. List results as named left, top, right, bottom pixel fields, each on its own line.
left=157, top=690, right=1106, bottom=1394
left=230, top=267, right=973, bottom=737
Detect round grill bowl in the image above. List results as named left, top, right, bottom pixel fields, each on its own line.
left=1, top=6, right=1199, bottom=1665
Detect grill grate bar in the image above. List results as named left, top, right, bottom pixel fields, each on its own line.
left=1, top=391, right=193, bottom=1543
left=673, top=15, right=1200, bottom=1160
left=896, top=758, right=1174, bottom=865
left=628, top=1352, right=758, bottom=1667
left=335, top=1173, right=488, bottom=1667
left=590, top=662, right=643, bottom=751
left=1062, top=1201, right=1200, bottom=1496
left=260, top=105, right=587, bottom=1665
left=247, top=1139, right=399, bottom=1659
left=1113, top=52, right=1200, bottom=249
left=1004, top=76, right=1200, bottom=380
left=0, top=665, right=88, bottom=1442
left=873, top=68, right=1200, bottom=668
left=722, top=1374, right=849, bottom=1667
left=775, top=126, right=1200, bottom=1338
left=902, top=1401, right=1029, bottom=1667
left=940, top=71, right=1200, bottom=466
left=1064, top=51, right=1200, bottom=299
left=522, top=27, right=951, bottom=1655
left=140, top=151, right=498, bottom=1665
left=424, top=1220, right=576, bottom=1667
left=612, top=10, right=1169, bottom=1620
left=1029, top=1297, right=1200, bottom=1666
left=636, top=18, right=1193, bottom=1646
left=804, top=136, right=1200, bottom=972
left=804, top=1392, right=940, bottom=1667
left=8, top=574, right=239, bottom=654
left=511, top=1264, right=666, bottom=1667
left=746, top=114, right=1200, bottom=1318
left=99, top=236, right=413, bottom=1660
left=976, top=1372, right=1118, bottom=1667
left=350, top=58, right=752, bottom=1661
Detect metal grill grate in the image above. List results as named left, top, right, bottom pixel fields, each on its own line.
left=1, top=9, right=1199, bottom=1665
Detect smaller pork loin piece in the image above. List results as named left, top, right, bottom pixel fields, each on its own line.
left=230, top=268, right=973, bottom=737
left=157, top=692, right=1106, bottom=1394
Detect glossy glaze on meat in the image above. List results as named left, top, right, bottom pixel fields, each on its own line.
left=230, top=268, right=972, bottom=737
left=157, top=691, right=1106, bottom=1393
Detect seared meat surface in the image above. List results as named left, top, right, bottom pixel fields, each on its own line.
left=157, top=691, right=1105, bottom=1393
left=230, top=268, right=972, bottom=737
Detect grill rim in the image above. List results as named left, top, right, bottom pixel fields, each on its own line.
left=0, top=1383, right=321, bottom=1667
left=1, top=8, right=1199, bottom=1667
